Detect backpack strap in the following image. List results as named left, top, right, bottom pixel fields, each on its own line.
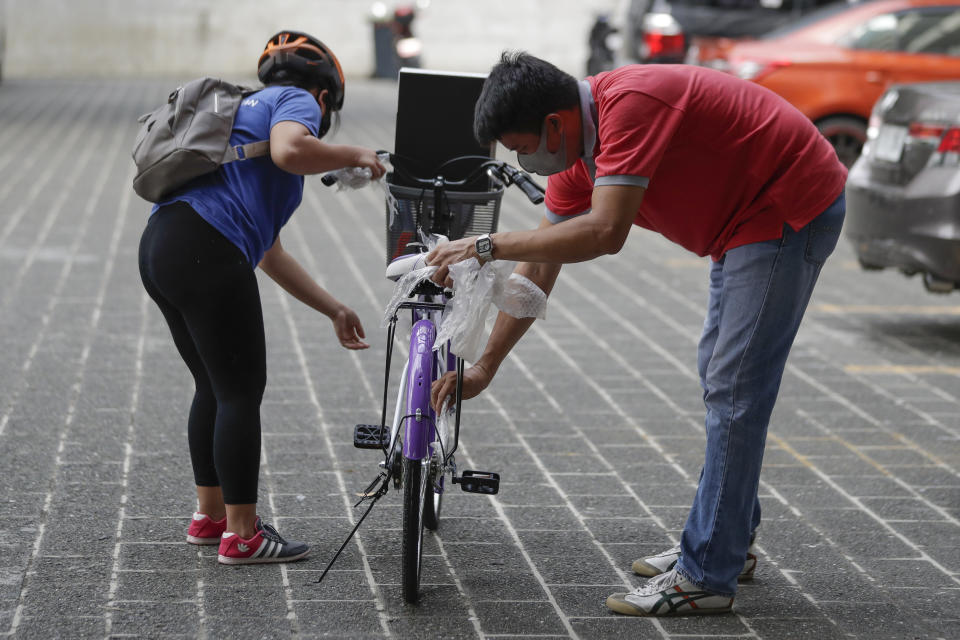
left=224, top=140, right=270, bottom=163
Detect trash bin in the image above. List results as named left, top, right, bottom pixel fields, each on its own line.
left=371, top=16, right=396, bottom=79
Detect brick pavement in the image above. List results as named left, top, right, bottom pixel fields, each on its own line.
left=0, top=78, right=958, bottom=639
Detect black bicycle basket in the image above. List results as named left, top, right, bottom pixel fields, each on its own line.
left=384, top=175, right=504, bottom=265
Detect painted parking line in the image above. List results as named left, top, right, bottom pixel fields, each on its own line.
left=814, top=303, right=960, bottom=315
left=844, top=364, right=960, bottom=376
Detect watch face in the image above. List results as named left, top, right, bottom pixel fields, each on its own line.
left=477, top=238, right=492, bottom=254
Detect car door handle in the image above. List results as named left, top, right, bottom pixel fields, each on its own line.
left=866, top=71, right=884, bottom=83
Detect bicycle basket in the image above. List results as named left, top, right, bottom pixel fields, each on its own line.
left=384, top=178, right=504, bottom=265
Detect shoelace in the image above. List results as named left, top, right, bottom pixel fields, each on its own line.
left=631, top=568, right=681, bottom=596
left=257, top=521, right=287, bottom=545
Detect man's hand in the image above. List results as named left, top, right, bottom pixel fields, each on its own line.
left=332, top=306, right=369, bottom=350
left=431, top=363, right=493, bottom=413
left=426, top=236, right=479, bottom=286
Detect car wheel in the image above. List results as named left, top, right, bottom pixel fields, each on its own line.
left=816, top=116, right=867, bottom=169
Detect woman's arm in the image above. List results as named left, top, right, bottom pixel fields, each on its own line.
left=259, top=237, right=369, bottom=350
left=269, top=120, right=386, bottom=177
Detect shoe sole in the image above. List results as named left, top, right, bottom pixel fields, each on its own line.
left=632, top=553, right=757, bottom=582
left=606, top=593, right=732, bottom=617
left=217, top=549, right=310, bottom=565
left=187, top=535, right=222, bottom=545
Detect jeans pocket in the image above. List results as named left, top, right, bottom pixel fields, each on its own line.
left=804, top=195, right=846, bottom=266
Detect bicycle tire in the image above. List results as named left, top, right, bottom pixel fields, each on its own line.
left=401, top=456, right=428, bottom=603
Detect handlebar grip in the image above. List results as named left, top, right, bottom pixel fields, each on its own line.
left=514, top=173, right=545, bottom=205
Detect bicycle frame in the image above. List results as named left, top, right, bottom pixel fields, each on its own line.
left=319, top=153, right=540, bottom=604
left=380, top=294, right=463, bottom=475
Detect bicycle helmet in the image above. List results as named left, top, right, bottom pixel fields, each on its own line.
left=258, top=31, right=345, bottom=112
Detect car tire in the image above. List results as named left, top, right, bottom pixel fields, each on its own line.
left=816, top=116, right=867, bottom=169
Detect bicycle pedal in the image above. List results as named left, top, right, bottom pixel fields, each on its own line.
left=455, top=470, right=500, bottom=495
left=354, top=424, right=387, bottom=449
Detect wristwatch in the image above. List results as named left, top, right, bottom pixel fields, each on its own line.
left=475, top=233, right=494, bottom=261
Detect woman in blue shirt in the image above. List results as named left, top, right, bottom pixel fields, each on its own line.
left=138, top=31, right=385, bottom=564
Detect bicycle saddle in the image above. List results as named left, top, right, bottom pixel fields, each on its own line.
left=385, top=252, right=430, bottom=282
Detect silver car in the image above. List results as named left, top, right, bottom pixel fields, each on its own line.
left=845, top=82, right=960, bottom=293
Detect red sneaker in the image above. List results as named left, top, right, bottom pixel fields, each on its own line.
left=186, top=512, right=226, bottom=545
left=217, top=518, right=310, bottom=565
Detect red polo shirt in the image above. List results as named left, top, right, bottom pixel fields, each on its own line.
left=544, top=65, right=847, bottom=260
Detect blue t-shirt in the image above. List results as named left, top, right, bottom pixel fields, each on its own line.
left=153, top=85, right=322, bottom=266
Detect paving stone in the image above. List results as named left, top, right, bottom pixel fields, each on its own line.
left=3, top=78, right=960, bottom=639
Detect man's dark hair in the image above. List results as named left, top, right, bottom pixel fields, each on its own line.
left=474, top=51, right=580, bottom=145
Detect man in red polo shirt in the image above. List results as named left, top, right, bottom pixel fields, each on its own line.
left=427, top=51, right=846, bottom=616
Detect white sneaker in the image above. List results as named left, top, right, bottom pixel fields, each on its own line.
left=606, top=568, right=733, bottom=616
left=632, top=543, right=757, bottom=581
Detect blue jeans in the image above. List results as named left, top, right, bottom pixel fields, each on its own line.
left=676, top=193, right=845, bottom=596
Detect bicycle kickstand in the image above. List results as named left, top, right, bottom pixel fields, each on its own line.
left=314, top=470, right=392, bottom=584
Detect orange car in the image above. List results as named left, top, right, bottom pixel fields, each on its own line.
left=724, top=0, right=960, bottom=166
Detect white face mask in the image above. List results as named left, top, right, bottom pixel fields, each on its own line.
left=517, top=120, right=567, bottom=176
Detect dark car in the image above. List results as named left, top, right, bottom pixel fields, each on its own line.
left=592, top=0, right=840, bottom=71
left=845, top=82, right=960, bottom=292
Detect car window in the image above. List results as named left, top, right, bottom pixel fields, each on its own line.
left=760, top=0, right=861, bottom=39
left=842, top=8, right=960, bottom=55
left=902, top=10, right=960, bottom=54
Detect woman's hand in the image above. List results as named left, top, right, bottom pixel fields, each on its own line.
left=332, top=306, right=369, bottom=350
left=430, top=363, right=493, bottom=413
left=354, top=148, right=387, bottom=180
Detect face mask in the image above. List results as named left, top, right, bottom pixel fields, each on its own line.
left=318, top=107, right=332, bottom=138
left=517, top=119, right=567, bottom=176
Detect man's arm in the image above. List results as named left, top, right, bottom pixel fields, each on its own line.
left=427, top=184, right=646, bottom=278
left=430, top=217, right=564, bottom=412
left=269, top=121, right=386, bottom=178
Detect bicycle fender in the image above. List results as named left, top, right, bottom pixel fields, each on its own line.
left=403, top=319, right=436, bottom=461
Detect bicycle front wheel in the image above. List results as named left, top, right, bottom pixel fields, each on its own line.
left=401, top=456, right=428, bottom=603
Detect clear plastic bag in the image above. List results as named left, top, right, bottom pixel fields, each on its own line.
left=434, top=398, right=453, bottom=454
left=328, top=151, right=392, bottom=192
left=435, top=259, right=547, bottom=363
left=381, top=234, right=448, bottom=327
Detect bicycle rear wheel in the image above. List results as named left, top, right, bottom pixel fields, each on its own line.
left=401, top=456, right=428, bottom=603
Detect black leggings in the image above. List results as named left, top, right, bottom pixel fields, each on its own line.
left=138, top=202, right=265, bottom=504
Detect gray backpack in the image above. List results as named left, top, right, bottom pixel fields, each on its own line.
left=132, top=77, right=270, bottom=202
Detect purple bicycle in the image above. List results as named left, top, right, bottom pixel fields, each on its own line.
left=330, top=154, right=544, bottom=603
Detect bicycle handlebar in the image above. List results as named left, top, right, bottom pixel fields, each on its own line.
left=495, top=164, right=545, bottom=206
left=320, top=152, right=545, bottom=205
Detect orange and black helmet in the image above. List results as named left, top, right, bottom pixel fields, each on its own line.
left=258, top=31, right=345, bottom=111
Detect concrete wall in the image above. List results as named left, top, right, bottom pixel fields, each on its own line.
left=3, top=0, right=617, bottom=79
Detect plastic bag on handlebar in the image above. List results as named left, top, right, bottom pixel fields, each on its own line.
left=327, top=152, right=392, bottom=191
left=435, top=258, right=547, bottom=363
